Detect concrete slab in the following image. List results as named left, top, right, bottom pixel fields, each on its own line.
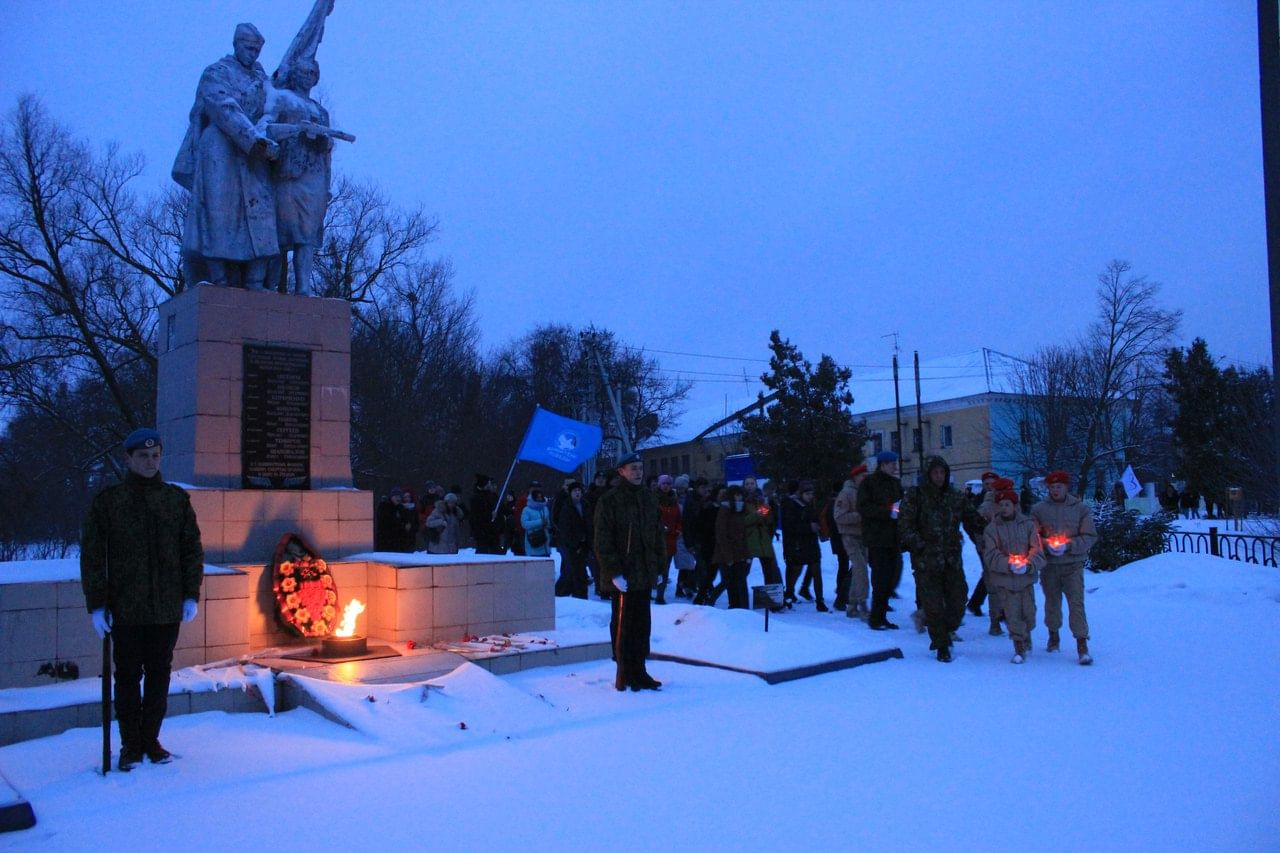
left=649, top=647, right=904, bottom=684
left=0, top=769, right=35, bottom=834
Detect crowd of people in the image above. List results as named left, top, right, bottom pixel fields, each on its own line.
left=374, top=449, right=1101, bottom=677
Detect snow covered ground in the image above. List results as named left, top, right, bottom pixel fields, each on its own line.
left=2, top=544, right=1277, bottom=851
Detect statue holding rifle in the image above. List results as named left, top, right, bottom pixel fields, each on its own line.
left=172, top=1, right=354, bottom=294
left=266, top=0, right=356, bottom=294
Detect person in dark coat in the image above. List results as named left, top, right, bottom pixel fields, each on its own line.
left=712, top=485, right=752, bottom=608
left=554, top=482, right=592, bottom=599
left=898, top=455, right=987, bottom=662
left=823, top=480, right=851, bottom=610
left=80, top=428, right=204, bottom=771
left=374, top=487, right=404, bottom=551
left=469, top=475, right=504, bottom=554
left=783, top=481, right=827, bottom=611
left=858, top=451, right=905, bottom=630
left=594, top=453, right=665, bottom=692
left=695, top=484, right=726, bottom=604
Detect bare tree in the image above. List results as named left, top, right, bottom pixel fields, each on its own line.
left=488, top=324, right=691, bottom=457
left=994, top=261, right=1180, bottom=494
left=0, top=96, right=163, bottom=447
left=312, top=175, right=439, bottom=304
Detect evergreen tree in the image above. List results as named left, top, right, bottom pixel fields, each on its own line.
left=1163, top=338, right=1225, bottom=504
left=741, top=331, right=868, bottom=493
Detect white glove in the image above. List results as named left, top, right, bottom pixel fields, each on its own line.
left=890, top=501, right=900, bottom=519
left=91, top=608, right=112, bottom=638
left=1048, top=542, right=1067, bottom=557
left=182, top=599, right=199, bottom=623
left=612, top=576, right=628, bottom=593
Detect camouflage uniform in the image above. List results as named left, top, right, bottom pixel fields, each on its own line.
left=594, top=480, right=665, bottom=689
left=898, top=456, right=986, bottom=652
left=80, top=470, right=204, bottom=756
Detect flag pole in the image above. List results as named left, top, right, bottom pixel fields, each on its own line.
left=492, top=406, right=537, bottom=522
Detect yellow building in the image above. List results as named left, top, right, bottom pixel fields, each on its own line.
left=641, top=349, right=1029, bottom=487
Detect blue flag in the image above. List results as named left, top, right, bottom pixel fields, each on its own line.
left=516, top=407, right=603, bottom=473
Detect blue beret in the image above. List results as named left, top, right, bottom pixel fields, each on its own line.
left=615, top=452, right=642, bottom=469
left=875, top=450, right=899, bottom=464
left=123, top=428, right=162, bottom=453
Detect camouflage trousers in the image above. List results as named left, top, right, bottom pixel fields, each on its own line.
left=913, top=559, right=968, bottom=649
left=1041, top=563, right=1089, bottom=639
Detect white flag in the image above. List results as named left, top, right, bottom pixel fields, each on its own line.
left=1121, top=465, right=1142, bottom=498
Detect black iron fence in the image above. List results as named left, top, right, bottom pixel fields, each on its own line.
left=1161, top=526, right=1280, bottom=567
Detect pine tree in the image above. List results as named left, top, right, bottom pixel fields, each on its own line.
left=740, top=331, right=868, bottom=493
left=1163, top=338, right=1226, bottom=505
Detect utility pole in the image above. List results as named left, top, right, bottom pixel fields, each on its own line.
left=913, top=351, right=924, bottom=481
left=584, top=336, right=633, bottom=456
left=1257, top=0, right=1280, bottom=511
left=885, top=333, right=903, bottom=468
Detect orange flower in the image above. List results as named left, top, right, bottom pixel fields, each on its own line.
left=321, top=575, right=334, bottom=588
left=280, top=577, right=297, bottom=593
left=312, top=620, right=327, bottom=634
left=285, top=593, right=300, bottom=608
left=325, top=590, right=337, bottom=604
left=323, top=605, right=337, bottom=619
left=296, top=607, right=311, bottom=623
left=280, top=562, right=295, bottom=576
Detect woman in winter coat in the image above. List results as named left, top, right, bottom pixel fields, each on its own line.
left=520, top=489, right=553, bottom=557
left=425, top=493, right=465, bottom=555
left=712, top=485, right=752, bottom=608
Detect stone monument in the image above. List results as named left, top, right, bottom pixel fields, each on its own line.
left=160, top=0, right=371, bottom=564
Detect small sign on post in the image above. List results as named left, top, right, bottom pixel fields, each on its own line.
left=752, top=583, right=785, bottom=632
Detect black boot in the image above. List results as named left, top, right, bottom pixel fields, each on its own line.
left=937, top=645, right=953, bottom=663
left=118, top=746, right=144, bottom=771
left=145, top=741, right=173, bottom=764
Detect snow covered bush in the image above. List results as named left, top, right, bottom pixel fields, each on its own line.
left=1087, top=502, right=1175, bottom=572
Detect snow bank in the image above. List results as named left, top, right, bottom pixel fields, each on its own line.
left=281, top=662, right=561, bottom=747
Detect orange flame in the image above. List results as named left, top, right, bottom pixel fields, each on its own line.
left=334, top=599, right=365, bottom=637
left=1046, top=536, right=1069, bottom=550
left=1008, top=554, right=1028, bottom=569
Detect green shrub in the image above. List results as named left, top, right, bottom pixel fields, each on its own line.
left=1087, top=502, right=1175, bottom=572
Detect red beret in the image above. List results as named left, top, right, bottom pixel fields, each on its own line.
left=994, top=477, right=1015, bottom=491
left=996, top=489, right=1019, bottom=504
left=849, top=463, right=868, bottom=478
left=1046, top=470, right=1071, bottom=485
left=981, top=471, right=999, bottom=481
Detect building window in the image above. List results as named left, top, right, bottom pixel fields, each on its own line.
left=872, top=432, right=884, bottom=454
left=912, top=428, right=922, bottom=454
left=891, top=431, right=901, bottom=454
left=659, top=457, right=669, bottom=474
left=1020, top=419, right=1031, bottom=444
left=940, top=425, right=953, bottom=449
left=681, top=454, right=691, bottom=474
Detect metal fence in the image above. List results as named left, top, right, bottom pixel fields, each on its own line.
left=1161, top=526, right=1280, bottom=567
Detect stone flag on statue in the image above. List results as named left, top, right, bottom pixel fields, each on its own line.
left=1121, top=465, right=1143, bottom=499
left=516, top=407, right=603, bottom=473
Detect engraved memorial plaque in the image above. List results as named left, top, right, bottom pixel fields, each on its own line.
left=242, top=345, right=311, bottom=489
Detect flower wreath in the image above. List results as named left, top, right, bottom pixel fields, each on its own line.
left=271, top=533, right=339, bottom=637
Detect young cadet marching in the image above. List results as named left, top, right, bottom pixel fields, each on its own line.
left=1031, top=470, right=1098, bottom=665
left=981, top=486, right=1044, bottom=664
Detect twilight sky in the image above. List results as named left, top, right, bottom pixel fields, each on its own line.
left=0, top=1, right=1271, bottom=431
